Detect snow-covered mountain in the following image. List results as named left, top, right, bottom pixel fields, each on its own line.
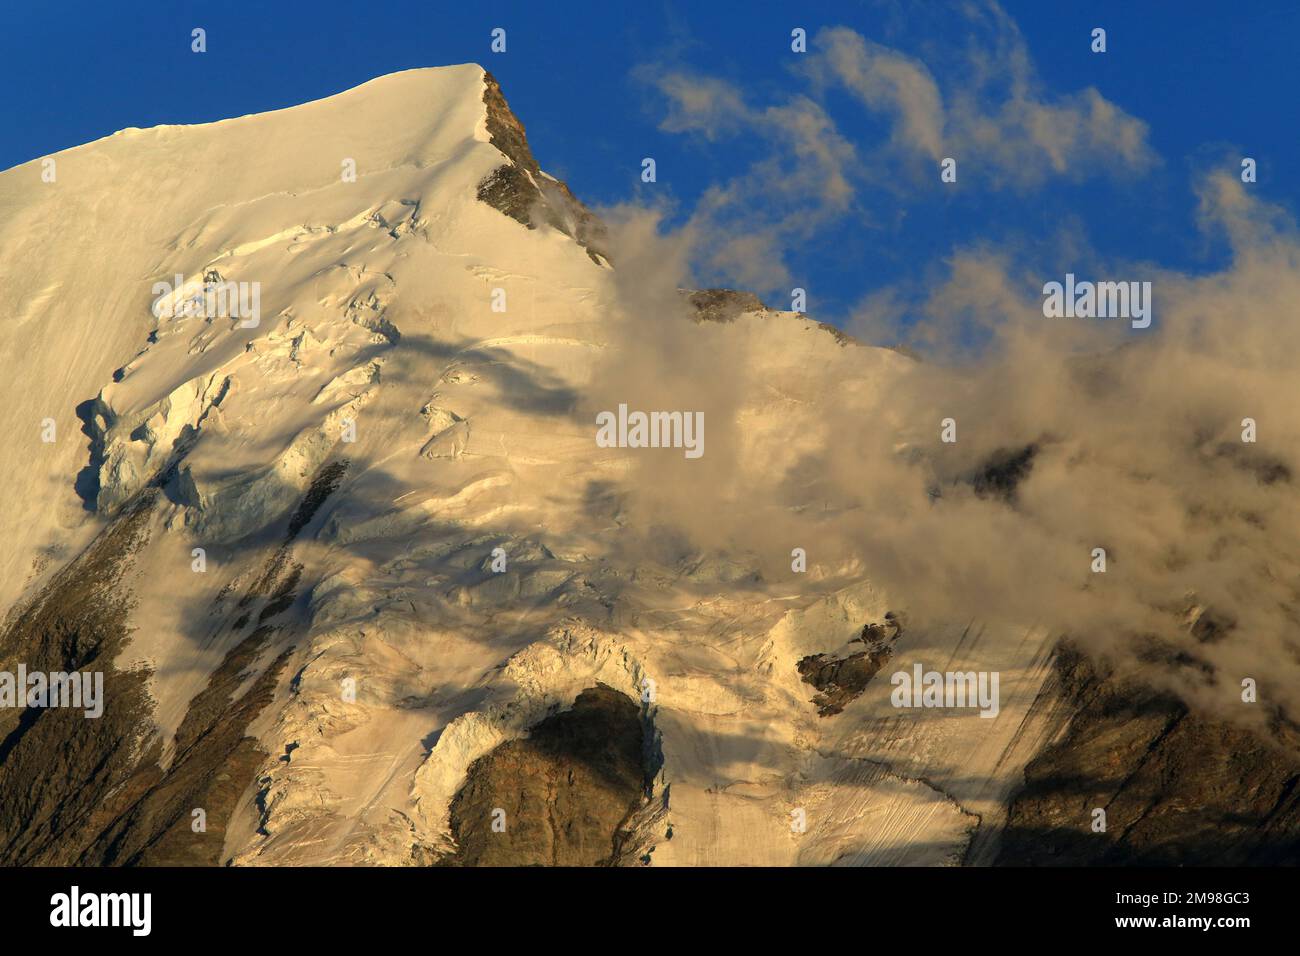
left=0, top=65, right=1294, bottom=867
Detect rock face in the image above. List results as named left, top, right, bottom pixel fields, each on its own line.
left=477, top=71, right=609, bottom=263
left=685, top=288, right=770, bottom=324
left=970, top=444, right=1038, bottom=503
left=0, top=460, right=343, bottom=865
left=797, top=618, right=901, bottom=717
left=996, top=648, right=1300, bottom=866
left=0, top=494, right=158, bottom=864
left=446, top=685, right=650, bottom=866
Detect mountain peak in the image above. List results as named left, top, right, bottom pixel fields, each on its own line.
left=0, top=60, right=921, bottom=869
left=478, top=70, right=609, bottom=263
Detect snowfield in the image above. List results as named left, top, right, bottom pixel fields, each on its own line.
left=0, top=65, right=1060, bottom=865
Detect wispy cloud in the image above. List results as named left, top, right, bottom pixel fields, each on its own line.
left=596, top=7, right=1295, bottom=728
left=594, top=171, right=1300, bottom=728
left=637, top=66, right=858, bottom=293
left=805, top=14, right=1156, bottom=187
left=633, top=2, right=1157, bottom=297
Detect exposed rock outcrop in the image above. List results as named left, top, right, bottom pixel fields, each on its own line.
left=996, top=647, right=1300, bottom=865
left=797, top=616, right=901, bottom=717
left=478, top=72, right=609, bottom=264
left=445, top=684, right=652, bottom=866
left=0, top=460, right=346, bottom=864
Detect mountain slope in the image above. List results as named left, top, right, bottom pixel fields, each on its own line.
left=1, top=65, right=1289, bottom=867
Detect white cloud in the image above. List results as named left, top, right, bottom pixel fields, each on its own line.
left=808, top=18, right=1157, bottom=187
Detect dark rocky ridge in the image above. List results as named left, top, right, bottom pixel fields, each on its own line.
left=684, top=288, right=770, bottom=324
left=682, top=288, right=860, bottom=347
left=995, top=646, right=1300, bottom=865
left=798, top=617, right=901, bottom=717
left=0, top=494, right=158, bottom=863
left=476, top=73, right=865, bottom=355
left=970, top=444, right=1038, bottom=503
left=478, top=71, right=610, bottom=264
left=0, top=462, right=346, bottom=864
left=445, top=684, right=654, bottom=866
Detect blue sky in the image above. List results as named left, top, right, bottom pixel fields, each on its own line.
left=5, top=0, right=1297, bottom=327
